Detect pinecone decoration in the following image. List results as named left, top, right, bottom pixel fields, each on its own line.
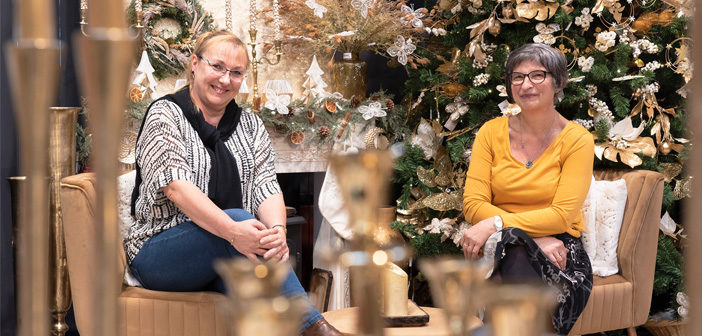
left=350, top=95, right=362, bottom=108
left=290, top=130, right=305, bottom=145
left=318, top=126, right=330, bottom=139
left=384, top=98, right=395, bottom=112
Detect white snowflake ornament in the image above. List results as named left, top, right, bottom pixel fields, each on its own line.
left=358, top=101, right=387, bottom=120
left=351, top=0, right=374, bottom=18
left=387, top=35, right=416, bottom=65
left=401, top=5, right=426, bottom=28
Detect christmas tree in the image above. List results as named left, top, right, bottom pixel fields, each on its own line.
left=391, top=0, right=692, bottom=319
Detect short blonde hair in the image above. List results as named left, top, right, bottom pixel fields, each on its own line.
left=185, top=30, right=249, bottom=87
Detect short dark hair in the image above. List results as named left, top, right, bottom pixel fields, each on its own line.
left=504, top=43, right=568, bottom=104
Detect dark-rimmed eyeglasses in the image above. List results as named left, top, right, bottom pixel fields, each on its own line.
left=198, top=56, right=245, bottom=80
left=510, top=70, right=550, bottom=85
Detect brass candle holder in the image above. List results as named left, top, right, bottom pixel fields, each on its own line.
left=7, top=1, right=61, bottom=335
left=418, top=257, right=490, bottom=336
left=215, top=259, right=307, bottom=336
left=327, top=150, right=409, bottom=336
left=48, top=107, right=80, bottom=336
left=73, top=1, right=136, bottom=334
left=484, top=284, right=557, bottom=336
left=248, top=29, right=283, bottom=110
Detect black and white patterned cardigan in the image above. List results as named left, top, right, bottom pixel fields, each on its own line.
left=123, top=99, right=282, bottom=263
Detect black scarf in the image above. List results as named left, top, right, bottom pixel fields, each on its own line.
left=131, top=86, right=244, bottom=216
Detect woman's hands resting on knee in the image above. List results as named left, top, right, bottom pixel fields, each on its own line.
left=533, top=236, right=568, bottom=270
left=229, top=219, right=276, bottom=261
left=259, top=226, right=290, bottom=262
left=460, top=217, right=497, bottom=260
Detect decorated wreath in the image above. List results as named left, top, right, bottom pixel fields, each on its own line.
left=128, top=0, right=215, bottom=79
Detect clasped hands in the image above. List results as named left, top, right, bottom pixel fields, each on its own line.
left=228, top=219, right=289, bottom=263
left=460, top=217, right=568, bottom=270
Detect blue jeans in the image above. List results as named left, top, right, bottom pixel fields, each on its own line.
left=130, top=208, right=323, bottom=331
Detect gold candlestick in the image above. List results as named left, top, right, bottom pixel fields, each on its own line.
left=248, top=30, right=283, bottom=110
left=215, top=259, right=307, bottom=336
left=48, top=107, right=80, bottom=336
left=329, top=150, right=407, bottom=336
left=8, top=0, right=61, bottom=335
left=419, top=257, right=490, bottom=336
left=486, top=284, right=557, bottom=336
left=74, top=1, right=136, bottom=335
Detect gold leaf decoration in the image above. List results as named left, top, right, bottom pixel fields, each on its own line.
left=417, top=166, right=437, bottom=188
left=515, top=0, right=559, bottom=21
left=595, top=136, right=657, bottom=168
left=660, top=163, right=683, bottom=183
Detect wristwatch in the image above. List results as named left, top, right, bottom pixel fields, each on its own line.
left=493, top=216, right=503, bottom=231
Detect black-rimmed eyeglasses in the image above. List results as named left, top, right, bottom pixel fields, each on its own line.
left=509, top=70, right=551, bottom=85
left=199, top=56, right=245, bottom=80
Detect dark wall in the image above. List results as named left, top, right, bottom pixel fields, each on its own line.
left=1, top=1, right=81, bottom=335
left=1, top=0, right=19, bottom=335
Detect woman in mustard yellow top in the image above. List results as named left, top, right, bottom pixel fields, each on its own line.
left=461, top=43, right=594, bottom=335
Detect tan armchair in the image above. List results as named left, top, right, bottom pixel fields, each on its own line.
left=61, top=173, right=229, bottom=336
left=569, top=169, right=664, bottom=336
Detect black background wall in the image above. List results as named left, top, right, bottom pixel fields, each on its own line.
left=1, top=1, right=19, bottom=334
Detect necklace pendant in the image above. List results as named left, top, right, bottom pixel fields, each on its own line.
left=526, top=161, right=534, bottom=169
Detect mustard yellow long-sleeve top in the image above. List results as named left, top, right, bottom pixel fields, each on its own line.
left=462, top=116, right=595, bottom=238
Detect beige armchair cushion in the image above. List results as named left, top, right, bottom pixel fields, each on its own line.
left=61, top=173, right=228, bottom=336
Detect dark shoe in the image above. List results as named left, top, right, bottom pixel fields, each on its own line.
left=302, top=318, right=343, bottom=336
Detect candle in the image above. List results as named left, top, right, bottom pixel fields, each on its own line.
left=250, top=0, right=257, bottom=31
left=135, top=0, right=142, bottom=12
left=17, top=0, right=54, bottom=39
left=273, top=0, right=281, bottom=40
left=87, top=0, right=126, bottom=29
left=225, top=0, right=233, bottom=31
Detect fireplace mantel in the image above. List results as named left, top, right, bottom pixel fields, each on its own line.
left=270, top=129, right=331, bottom=174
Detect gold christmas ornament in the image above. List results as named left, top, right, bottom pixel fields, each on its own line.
left=658, top=141, right=672, bottom=155
left=635, top=58, right=644, bottom=67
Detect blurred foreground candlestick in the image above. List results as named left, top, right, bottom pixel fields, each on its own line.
left=8, top=0, right=61, bottom=335
left=73, top=1, right=135, bottom=335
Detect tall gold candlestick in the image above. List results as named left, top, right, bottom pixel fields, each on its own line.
left=16, top=0, right=52, bottom=39
left=48, top=107, right=80, bottom=336
left=75, top=1, right=135, bottom=335
left=9, top=0, right=60, bottom=335
left=8, top=1, right=61, bottom=336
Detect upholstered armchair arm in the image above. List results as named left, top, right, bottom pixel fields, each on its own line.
left=594, top=169, right=664, bottom=325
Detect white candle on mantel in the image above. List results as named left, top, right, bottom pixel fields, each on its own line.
left=18, top=0, right=54, bottom=39
left=250, top=0, right=257, bottom=31
left=135, top=0, right=143, bottom=12
left=273, top=0, right=281, bottom=40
